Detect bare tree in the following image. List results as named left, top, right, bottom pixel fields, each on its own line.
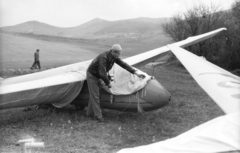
left=162, top=1, right=240, bottom=71
left=162, top=14, right=187, bottom=41
left=232, top=0, right=240, bottom=26
left=219, top=0, right=240, bottom=70
left=161, top=2, right=231, bottom=67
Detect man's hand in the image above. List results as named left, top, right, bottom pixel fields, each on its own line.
left=135, top=71, right=146, bottom=79
left=108, top=82, right=112, bottom=88
left=99, top=79, right=106, bottom=86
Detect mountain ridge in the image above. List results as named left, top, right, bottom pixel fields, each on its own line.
left=0, top=17, right=170, bottom=38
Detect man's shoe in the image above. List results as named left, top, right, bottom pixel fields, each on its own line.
left=84, top=113, right=93, bottom=118
left=96, top=117, right=105, bottom=122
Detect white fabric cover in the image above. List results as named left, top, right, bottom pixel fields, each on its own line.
left=103, top=63, right=151, bottom=95
left=118, top=111, right=240, bottom=153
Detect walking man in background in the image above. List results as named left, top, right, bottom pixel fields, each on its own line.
left=31, top=49, right=41, bottom=70
left=86, top=44, right=145, bottom=122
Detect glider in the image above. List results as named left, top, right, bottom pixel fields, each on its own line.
left=117, top=33, right=240, bottom=153
left=0, top=28, right=227, bottom=113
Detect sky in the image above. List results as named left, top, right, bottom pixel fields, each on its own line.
left=0, top=0, right=236, bottom=27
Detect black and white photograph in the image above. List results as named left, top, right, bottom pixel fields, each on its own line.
left=0, top=0, right=239, bottom=152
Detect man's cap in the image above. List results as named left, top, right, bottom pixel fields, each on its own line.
left=111, top=44, right=122, bottom=51
left=36, top=49, right=39, bottom=51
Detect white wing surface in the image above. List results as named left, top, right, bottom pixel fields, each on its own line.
left=168, top=45, right=240, bottom=114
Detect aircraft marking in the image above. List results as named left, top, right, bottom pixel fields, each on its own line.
left=199, top=72, right=240, bottom=99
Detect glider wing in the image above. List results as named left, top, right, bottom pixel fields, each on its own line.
left=168, top=45, right=240, bottom=114
left=0, top=28, right=227, bottom=110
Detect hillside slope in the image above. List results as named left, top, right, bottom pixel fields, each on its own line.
left=0, top=21, right=69, bottom=36
left=0, top=17, right=170, bottom=38
left=0, top=33, right=107, bottom=69
left=96, top=17, right=166, bottom=35
left=0, top=17, right=173, bottom=69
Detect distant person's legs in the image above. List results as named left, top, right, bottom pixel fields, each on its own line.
left=31, top=61, right=37, bottom=69
left=37, top=61, right=41, bottom=69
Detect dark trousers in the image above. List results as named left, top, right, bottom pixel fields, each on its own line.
left=86, top=72, right=102, bottom=118
left=31, top=60, right=41, bottom=69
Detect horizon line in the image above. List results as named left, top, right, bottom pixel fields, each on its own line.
left=0, top=16, right=171, bottom=28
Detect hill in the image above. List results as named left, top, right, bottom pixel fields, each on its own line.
left=0, top=17, right=170, bottom=38
left=0, top=17, right=173, bottom=70
left=0, top=20, right=68, bottom=36
left=61, top=18, right=112, bottom=37
left=96, top=17, right=167, bottom=35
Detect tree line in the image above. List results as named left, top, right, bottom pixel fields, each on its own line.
left=162, top=0, right=240, bottom=71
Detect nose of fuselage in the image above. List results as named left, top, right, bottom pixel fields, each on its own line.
left=141, top=78, right=171, bottom=110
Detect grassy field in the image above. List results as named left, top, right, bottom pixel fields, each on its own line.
left=0, top=33, right=106, bottom=70
left=0, top=61, right=224, bottom=153
left=0, top=32, right=172, bottom=70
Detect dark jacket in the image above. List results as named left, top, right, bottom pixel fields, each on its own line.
left=34, top=52, right=39, bottom=61
left=87, top=50, right=136, bottom=85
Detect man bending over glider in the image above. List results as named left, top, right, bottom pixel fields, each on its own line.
left=86, top=44, right=145, bottom=122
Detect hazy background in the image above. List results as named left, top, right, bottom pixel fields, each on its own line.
left=0, top=0, right=235, bottom=27
left=0, top=0, right=238, bottom=70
